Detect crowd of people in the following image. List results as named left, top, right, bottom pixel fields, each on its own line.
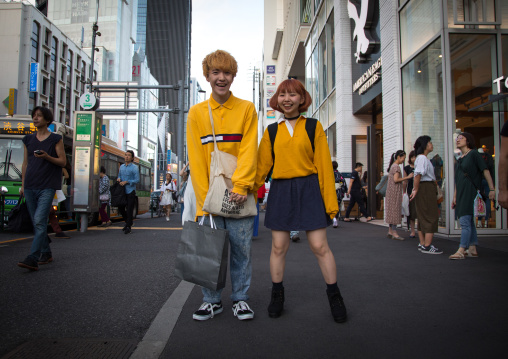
left=15, top=49, right=508, bottom=325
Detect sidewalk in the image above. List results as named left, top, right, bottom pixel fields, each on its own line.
left=160, top=215, right=508, bottom=359
left=1, top=213, right=507, bottom=358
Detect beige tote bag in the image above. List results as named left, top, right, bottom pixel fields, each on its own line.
left=202, top=102, right=257, bottom=218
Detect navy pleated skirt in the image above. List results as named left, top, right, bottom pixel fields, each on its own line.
left=265, top=174, right=332, bottom=231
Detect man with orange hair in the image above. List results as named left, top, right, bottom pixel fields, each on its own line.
left=187, top=50, right=258, bottom=321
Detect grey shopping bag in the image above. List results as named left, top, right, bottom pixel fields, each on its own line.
left=174, top=215, right=229, bottom=291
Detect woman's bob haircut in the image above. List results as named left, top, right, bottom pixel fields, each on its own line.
left=269, top=79, right=312, bottom=114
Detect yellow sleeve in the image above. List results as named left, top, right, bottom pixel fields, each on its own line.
left=231, top=103, right=258, bottom=196
left=187, top=106, right=209, bottom=216
left=254, top=128, right=274, bottom=191
left=314, top=122, right=338, bottom=219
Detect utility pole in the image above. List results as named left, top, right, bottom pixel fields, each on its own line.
left=89, top=0, right=101, bottom=92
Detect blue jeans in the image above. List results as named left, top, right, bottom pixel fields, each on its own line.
left=199, top=215, right=254, bottom=303
left=459, top=215, right=478, bottom=249
left=24, top=188, right=55, bottom=260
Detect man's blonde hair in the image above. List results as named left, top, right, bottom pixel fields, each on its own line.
left=202, top=50, right=238, bottom=78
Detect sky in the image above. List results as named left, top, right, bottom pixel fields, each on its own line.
left=191, top=0, right=264, bottom=103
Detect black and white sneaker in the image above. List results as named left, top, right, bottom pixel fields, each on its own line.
left=192, top=302, right=223, bottom=321
left=421, top=245, right=443, bottom=254
left=418, top=244, right=425, bottom=252
left=232, top=301, right=254, bottom=320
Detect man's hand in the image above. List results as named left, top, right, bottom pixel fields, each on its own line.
left=451, top=197, right=456, bottom=209
left=499, top=190, right=508, bottom=209
left=409, top=188, right=418, bottom=201
left=489, top=190, right=495, bottom=201
left=119, top=181, right=128, bottom=186
left=229, top=191, right=247, bottom=204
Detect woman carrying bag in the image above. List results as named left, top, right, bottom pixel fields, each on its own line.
left=385, top=150, right=413, bottom=240
left=160, top=173, right=176, bottom=221
left=255, top=79, right=346, bottom=323
left=450, top=132, right=495, bottom=259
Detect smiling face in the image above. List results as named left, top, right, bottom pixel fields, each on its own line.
left=277, top=90, right=304, bottom=118
left=206, top=69, right=234, bottom=103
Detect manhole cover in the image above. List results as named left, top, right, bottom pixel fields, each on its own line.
left=2, top=338, right=137, bottom=359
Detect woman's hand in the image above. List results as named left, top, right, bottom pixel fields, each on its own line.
left=410, top=188, right=418, bottom=201
left=229, top=191, right=247, bottom=204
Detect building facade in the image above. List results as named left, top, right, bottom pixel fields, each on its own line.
left=264, top=0, right=508, bottom=235
left=0, top=2, right=92, bottom=124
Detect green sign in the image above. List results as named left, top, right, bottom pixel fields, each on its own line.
left=75, top=113, right=93, bottom=141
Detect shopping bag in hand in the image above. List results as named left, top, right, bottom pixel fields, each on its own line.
left=174, top=215, right=229, bottom=291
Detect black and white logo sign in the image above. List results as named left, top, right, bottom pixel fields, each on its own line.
left=348, top=0, right=377, bottom=63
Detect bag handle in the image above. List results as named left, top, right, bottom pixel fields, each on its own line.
left=207, top=102, right=219, bottom=152
left=198, top=214, right=217, bottom=229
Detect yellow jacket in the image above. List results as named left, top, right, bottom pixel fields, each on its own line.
left=187, top=93, right=258, bottom=217
left=254, top=117, right=338, bottom=219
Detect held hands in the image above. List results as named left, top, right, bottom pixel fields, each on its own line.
left=229, top=190, right=247, bottom=204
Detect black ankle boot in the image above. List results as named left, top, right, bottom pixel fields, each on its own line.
left=268, top=287, right=285, bottom=318
left=327, top=289, right=347, bottom=323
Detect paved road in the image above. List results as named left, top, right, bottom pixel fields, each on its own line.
left=1, top=213, right=507, bottom=358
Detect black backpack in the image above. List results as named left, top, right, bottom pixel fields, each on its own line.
left=265, top=118, right=318, bottom=182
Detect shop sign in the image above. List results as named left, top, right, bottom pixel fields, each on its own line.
left=493, top=76, right=508, bottom=93
left=8, top=88, right=17, bottom=115
left=353, top=57, right=382, bottom=95
left=267, top=65, right=276, bottom=74
left=348, top=0, right=377, bottom=63
left=266, top=75, right=276, bottom=86
left=29, top=63, right=40, bottom=92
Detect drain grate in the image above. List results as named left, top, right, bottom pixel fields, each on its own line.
left=2, top=338, right=138, bottom=359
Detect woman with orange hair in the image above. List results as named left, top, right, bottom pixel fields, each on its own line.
left=254, top=79, right=346, bottom=323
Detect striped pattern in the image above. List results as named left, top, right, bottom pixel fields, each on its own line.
left=200, top=134, right=243, bottom=145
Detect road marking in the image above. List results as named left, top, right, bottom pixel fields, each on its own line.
left=129, top=280, right=194, bottom=359
left=0, top=237, right=31, bottom=244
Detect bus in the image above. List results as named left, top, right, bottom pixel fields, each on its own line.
left=0, top=116, right=152, bottom=226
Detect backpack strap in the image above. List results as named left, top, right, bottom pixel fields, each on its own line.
left=305, top=118, right=318, bottom=153
left=265, top=123, right=278, bottom=182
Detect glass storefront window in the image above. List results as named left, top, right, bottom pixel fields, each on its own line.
left=326, top=11, right=335, bottom=92
left=328, top=91, right=336, bottom=127
left=312, top=48, right=319, bottom=111
left=301, top=0, right=312, bottom=24
left=319, top=99, right=327, bottom=128
left=447, top=0, right=499, bottom=29
left=402, top=37, right=445, bottom=227
left=450, top=33, right=499, bottom=229
left=327, top=123, right=336, bottom=160
left=319, top=30, right=327, bottom=104
left=400, top=0, right=441, bottom=62
left=502, top=35, right=508, bottom=124
left=305, top=58, right=313, bottom=115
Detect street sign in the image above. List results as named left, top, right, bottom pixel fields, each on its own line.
left=79, top=92, right=97, bottom=110
left=29, top=63, right=40, bottom=92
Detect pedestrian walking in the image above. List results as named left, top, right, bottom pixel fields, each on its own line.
left=178, top=164, right=190, bottom=220
left=98, top=166, right=112, bottom=227
left=253, top=184, right=266, bottom=237
left=160, top=173, right=176, bottom=222
left=410, top=136, right=442, bottom=254
left=385, top=150, right=413, bottom=240
left=332, top=161, right=347, bottom=227
left=17, top=106, right=66, bottom=271
left=403, top=151, right=417, bottom=238
left=116, top=150, right=139, bottom=235
left=187, top=49, right=258, bottom=321
left=344, top=163, right=372, bottom=222
left=450, top=132, right=495, bottom=259
left=255, top=79, right=346, bottom=323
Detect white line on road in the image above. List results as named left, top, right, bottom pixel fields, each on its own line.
left=129, top=280, right=195, bottom=359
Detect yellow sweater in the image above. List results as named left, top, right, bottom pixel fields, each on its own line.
left=187, top=93, right=258, bottom=217
left=254, top=117, right=338, bottom=219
